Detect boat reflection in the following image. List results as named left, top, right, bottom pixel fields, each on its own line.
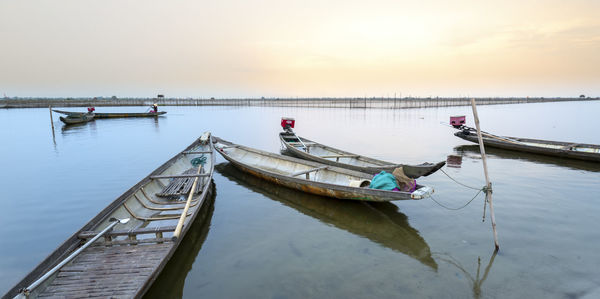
left=216, top=163, right=437, bottom=270
left=455, top=145, right=600, bottom=172
left=144, top=183, right=216, bottom=299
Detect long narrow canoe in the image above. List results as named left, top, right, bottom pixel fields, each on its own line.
left=454, top=129, right=600, bottom=162
left=279, top=131, right=445, bottom=178
left=5, top=132, right=215, bottom=299
left=59, top=113, right=94, bottom=124
left=53, top=109, right=166, bottom=118
left=213, top=137, right=433, bottom=202
left=216, top=163, right=437, bottom=269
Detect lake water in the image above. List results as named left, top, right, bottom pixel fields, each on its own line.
left=1, top=101, right=600, bottom=298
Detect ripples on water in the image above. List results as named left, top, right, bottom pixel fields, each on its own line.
left=1, top=102, right=600, bottom=298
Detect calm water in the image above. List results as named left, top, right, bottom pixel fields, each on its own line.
left=1, top=102, right=600, bottom=298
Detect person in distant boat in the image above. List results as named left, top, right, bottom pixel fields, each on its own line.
left=151, top=103, right=158, bottom=113
left=87, top=106, right=95, bottom=114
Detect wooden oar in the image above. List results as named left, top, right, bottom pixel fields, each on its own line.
left=172, top=165, right=202, bottom=240
left=19, top=218, right=130, bottom=297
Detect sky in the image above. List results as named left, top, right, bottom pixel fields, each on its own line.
left=0, top=0, right=599, bottom=98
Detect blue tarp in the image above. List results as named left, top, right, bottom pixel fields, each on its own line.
left=369, top=171, right=399, bottom=190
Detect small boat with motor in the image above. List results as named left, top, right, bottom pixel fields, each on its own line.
left=450, top=115, right=600, bottom=162
left=5, top=132, right=215, bottom=299
left=279, top=117, right=446, bottom=178
left=213, top=136, right=434, bottom=202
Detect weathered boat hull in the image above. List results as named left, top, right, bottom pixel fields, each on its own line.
left=279, top=132, right=445, bottom=178
left=59, top=113, right=94, bottom=124
left=5, top=133, right=215, bottom=299
left=454, top=131, right=600, bottom=162
left=214, top=137, right=433, bottom=202
left=53, top=109, right=166, bottom=118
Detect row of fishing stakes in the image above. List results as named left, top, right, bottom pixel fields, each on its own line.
left=470, top=98, right=500, bottom=252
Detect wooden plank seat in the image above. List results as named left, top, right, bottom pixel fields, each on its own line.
left=79, top=226, right=177, bottom=245
left=154, top=168, right=207, bottom=197
left=291, top=166, right=328, bottom=179
left=319, top=154, right=360, bottom=158
left=288, top=142, right=315, bottom=146
left=183, top=150, right=213, bottom=154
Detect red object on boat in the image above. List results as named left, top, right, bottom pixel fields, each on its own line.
left=281, top=117, right=295, bottom=129
left=450, top=115, right=465, bottom=128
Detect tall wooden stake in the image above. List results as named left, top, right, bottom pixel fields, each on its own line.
left=49, top=105, right=55, bottom=140
left=470, top=98, right=499, bottom=251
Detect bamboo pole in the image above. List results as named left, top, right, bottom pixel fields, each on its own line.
left=49, top=105, right=55, bottom=131
left=470, top=98, right=499, bottom=251
left=172, top=165, right=202, bottom=240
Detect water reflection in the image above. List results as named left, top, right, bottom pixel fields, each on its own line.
left=434, top=251, right=497, bottom=299
left=215, top=163, right=437, bottom=270
left=143, top=184, right=216, bottom=299
left=60, top=120, right=95, bottom=134
left=455, top=145, right=600, bottom=172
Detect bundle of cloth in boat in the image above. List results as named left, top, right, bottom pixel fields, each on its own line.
left=369, top=167, right=416, bottom=192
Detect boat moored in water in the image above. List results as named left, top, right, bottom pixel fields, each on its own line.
left=454, top=127, right=600, bottom=162
left=213, top=136, right=434, bottom=202
left=5, top=132, right=215, bottom=299
left=59, top=113, right=94, bottom=124
left=278, top=117, right=445, bottom=178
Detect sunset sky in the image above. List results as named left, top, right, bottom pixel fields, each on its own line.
left=1, top=0, right=598, bottom=98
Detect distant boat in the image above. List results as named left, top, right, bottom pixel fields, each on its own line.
left=279, top=131, right=445, bottom=178
left=53, top=109, right=166, bottom=118
left=213, top=136, right=434, bottom=202
left=454, top=129, right=600, bottom=162
left=5, top=132, right=214, bottom=299
left=59, top=113, right=94, bottom=124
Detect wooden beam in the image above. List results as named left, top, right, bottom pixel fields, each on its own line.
left=319, top=154, right=360, bottom=158
left=78, top=226, right=176, bottom=239
left=291, top=166, right=328, bottom=177
left=183, top=151, right=213, bottom=154
left=150, top=173, right=210, bottom=179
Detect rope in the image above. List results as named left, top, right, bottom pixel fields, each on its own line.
left=191, top=155, right=207, bottom=167
left=427, top=189, right=484, bottom=210
left=440, top=168, right=481, bottom=190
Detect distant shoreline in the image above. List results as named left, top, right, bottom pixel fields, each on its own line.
left=0, top=97, right=597, bottom=109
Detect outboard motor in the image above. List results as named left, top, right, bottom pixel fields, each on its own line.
left=450, top=115, right=466, bottom=129
left=281, top=117, right=295, bottom=132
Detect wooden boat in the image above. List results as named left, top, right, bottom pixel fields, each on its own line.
left=454, top=129, right=600, bottom=162
left=53, top=109, right=166, bottom=118
left=213, top=136, right=433, bottom=202
left=216, top=163, right=437, bottom=269
left=59, top=113, right=94, bottom=124
left=5, top=132, right=215, bottom=299
left=279, top=131, right=446, bottom=178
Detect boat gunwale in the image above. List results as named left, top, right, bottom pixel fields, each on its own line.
left=4, top=134, right=215, bottom=299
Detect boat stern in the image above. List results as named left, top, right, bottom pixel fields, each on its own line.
left=411, top=186, right=434, bottom=199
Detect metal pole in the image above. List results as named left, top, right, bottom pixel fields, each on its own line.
left=470, top=98, right=499, bottom=251
left=20, top=218, right=130, bottom=297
